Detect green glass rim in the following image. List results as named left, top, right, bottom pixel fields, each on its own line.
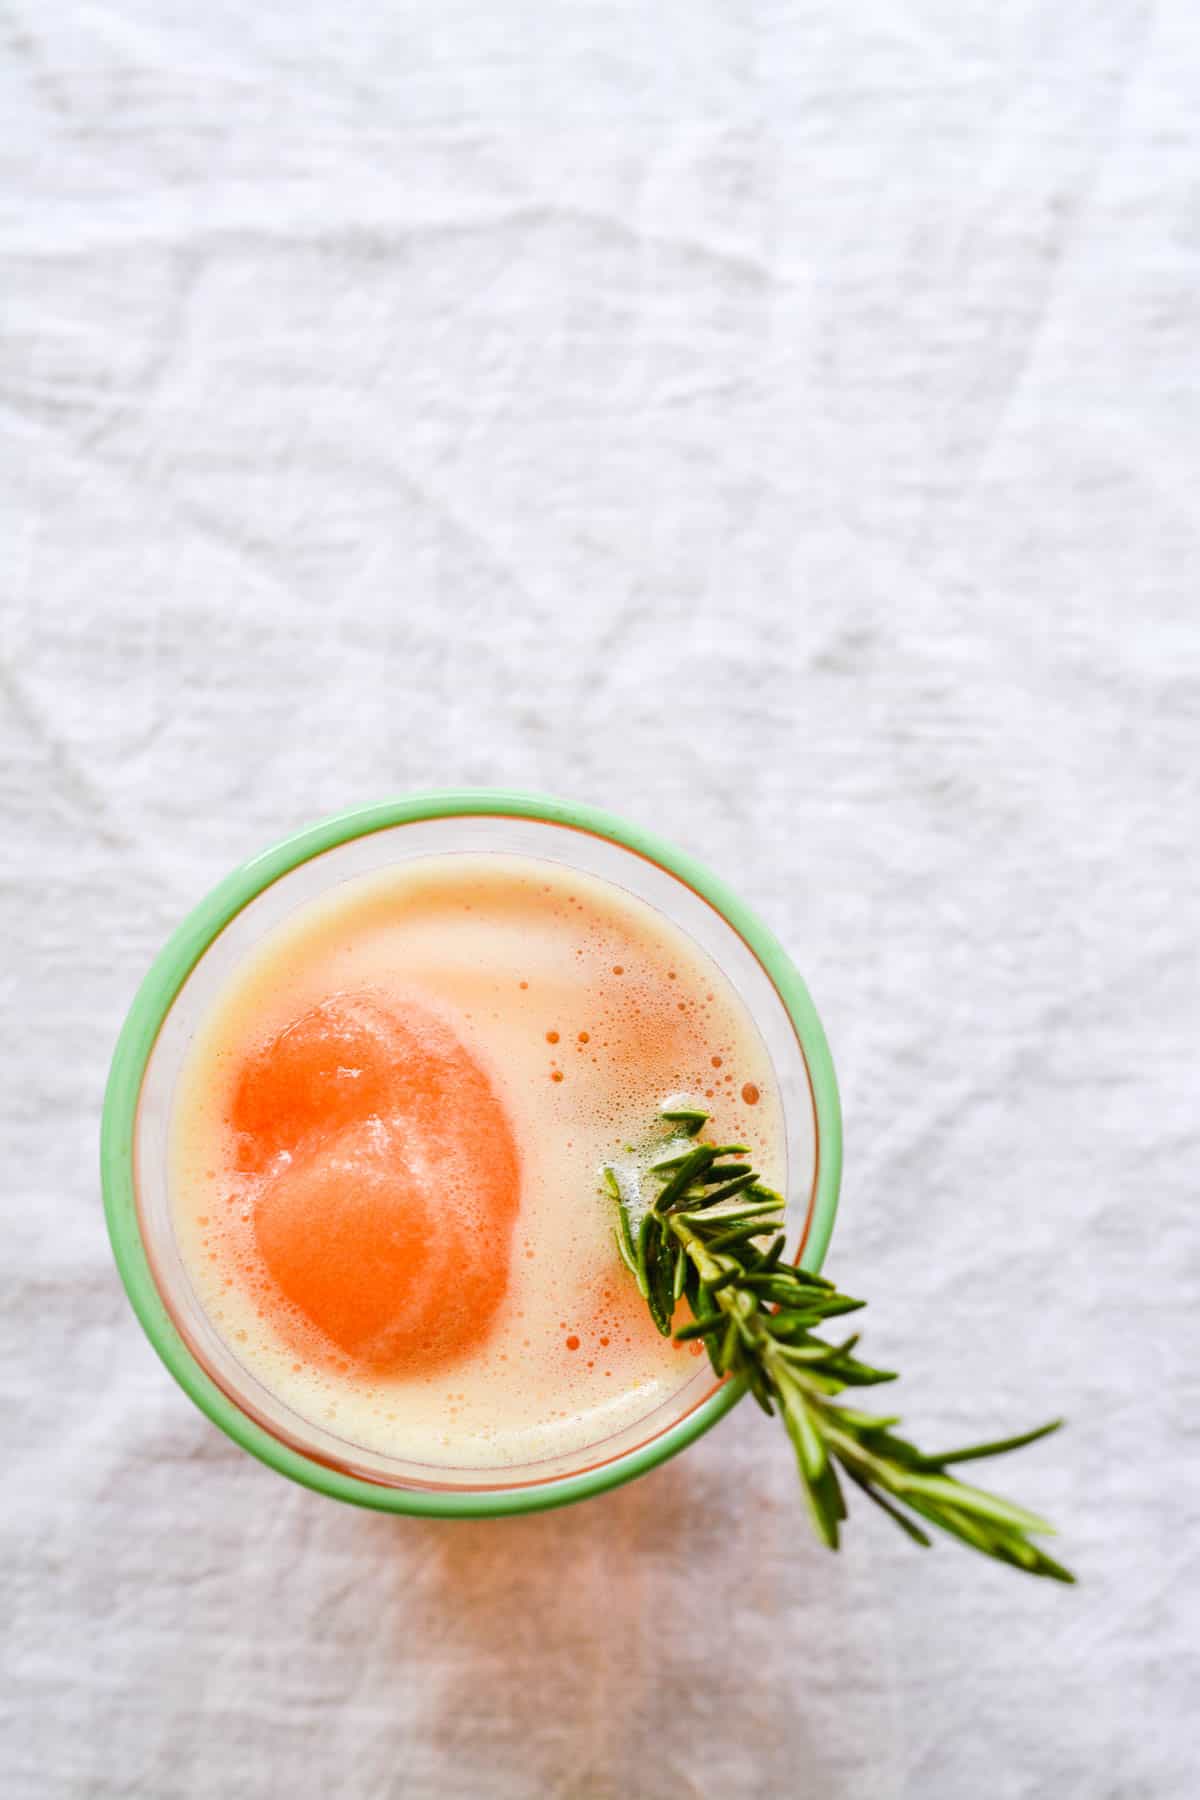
left=101, top=790, right=842, bottom=1517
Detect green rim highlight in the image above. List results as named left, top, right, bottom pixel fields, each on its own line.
left=101, top=791, right=842, bottom=1517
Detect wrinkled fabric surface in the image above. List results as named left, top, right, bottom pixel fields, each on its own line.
left=2, top=4, right=1198, bottom=1796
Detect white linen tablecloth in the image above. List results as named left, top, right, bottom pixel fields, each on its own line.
left=2, top=4, right=1197, bottom=1795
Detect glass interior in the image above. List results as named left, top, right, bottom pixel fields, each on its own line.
left=134, top=813, right=818, bottom=1491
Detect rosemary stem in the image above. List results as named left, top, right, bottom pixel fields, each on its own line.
left=605, top=1107, right=1072, bottom=1582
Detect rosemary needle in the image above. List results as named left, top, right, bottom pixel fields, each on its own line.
left=604, top=1110, right=1073, bottom=1583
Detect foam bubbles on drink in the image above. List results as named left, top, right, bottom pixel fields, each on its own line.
left=170, top=854, right=785, bottom=1472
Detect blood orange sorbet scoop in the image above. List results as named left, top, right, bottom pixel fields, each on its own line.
left=230, top=992, right=520, bottom=1373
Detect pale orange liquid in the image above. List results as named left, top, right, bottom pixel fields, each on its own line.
left=171, top=855, right=785, bottom=1470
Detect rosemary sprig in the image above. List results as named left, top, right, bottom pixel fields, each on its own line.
left=604, top=1111, right=1072, bottom=1583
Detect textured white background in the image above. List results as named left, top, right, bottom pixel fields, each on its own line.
left=2, top=3, right=1198, bottom=1796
